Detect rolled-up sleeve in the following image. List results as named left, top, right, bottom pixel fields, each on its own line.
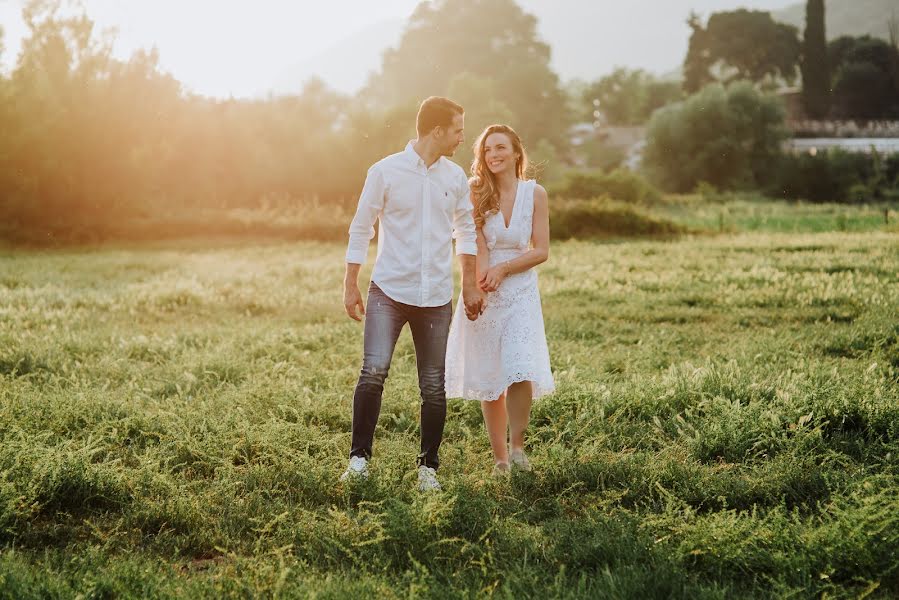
left=452, top=172, right=477, bottom=256
left=346, top=165, right=386, bottom=264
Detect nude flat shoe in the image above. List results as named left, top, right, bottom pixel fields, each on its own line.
left=510, top=449, right=532, bottom=471
left=492, top=461, right=510, bottom=477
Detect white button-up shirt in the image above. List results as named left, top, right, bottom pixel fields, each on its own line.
left=346, top=141, right=478, bottom=307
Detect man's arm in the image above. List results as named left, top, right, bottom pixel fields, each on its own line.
left=458, top=254, right=482, bottom=320
left=344, top=166, right=385, bottom=321
left=344, top=263, right=365, bottom=321
left=453, top=180, right=484, bottom=319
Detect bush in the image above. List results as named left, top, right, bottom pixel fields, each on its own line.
left=769, top=149, right=897, bottom=203
left=643, top=82, right=788, bottom=192
left=887, top=154, right=899, bottom=186
left=582, top=68, right=683, bottom=125
left=580, top=139, right=627, bottom=171
left=550, top=197, right=685, bottom=239
left=829, top=35, right=899, bottom=119
left=529, top=139, right=566, bottom=187
left=552, top=169, right=663, bottom=204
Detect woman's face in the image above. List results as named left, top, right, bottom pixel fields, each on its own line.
left=483, top=132, right=519, bottom=175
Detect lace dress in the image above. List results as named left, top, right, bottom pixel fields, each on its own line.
left=445, top=179, right=555, bottom=401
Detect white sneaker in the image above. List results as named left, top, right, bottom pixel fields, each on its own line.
left=417, top=465, right=442, bottom=491
left=340, top=456, right=369, bottom=482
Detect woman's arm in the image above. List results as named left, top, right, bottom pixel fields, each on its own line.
left=481, top=184, right=550, bottom=292
left=476, top=226, right=491, bottom=289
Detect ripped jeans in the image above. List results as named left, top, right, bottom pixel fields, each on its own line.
left=349, top=282, right=452, bottom=470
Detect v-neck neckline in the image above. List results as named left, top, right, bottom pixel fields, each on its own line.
left=500, top=180, right=521, bottom=230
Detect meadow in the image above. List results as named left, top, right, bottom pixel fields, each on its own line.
left=0, top=203, right=898, bottom=598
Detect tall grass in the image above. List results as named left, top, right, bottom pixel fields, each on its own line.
left=0, top=231, right=897, bottom=597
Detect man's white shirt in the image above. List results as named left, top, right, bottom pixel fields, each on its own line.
left=346, top=141, right=478, bottom=307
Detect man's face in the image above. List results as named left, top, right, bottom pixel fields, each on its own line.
left=439, top=113, right=465, bottom=157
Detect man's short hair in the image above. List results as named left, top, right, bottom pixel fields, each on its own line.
left=416, top=96, right=464, bottom=137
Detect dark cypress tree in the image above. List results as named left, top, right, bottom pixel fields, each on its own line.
left=801, top=0, right=830, bottom=118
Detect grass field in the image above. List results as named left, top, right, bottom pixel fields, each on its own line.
left=656, top=196, right=898, bottom=235
left=1, top=219, right=898, bottom=597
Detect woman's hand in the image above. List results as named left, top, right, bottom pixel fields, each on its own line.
left=480, top=263, right=509, bottom=292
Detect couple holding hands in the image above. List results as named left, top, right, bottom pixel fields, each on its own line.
left=341, top=96, right=554, bottom=491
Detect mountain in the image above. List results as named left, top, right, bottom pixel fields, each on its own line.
left=774, top=0, right=898, bottom=40
left=270, top=0, right=899, bottom=96
left=268, top=0, right=799, bottom=95
left=269, top=18, right=406, bottom=96
left=517, top=0, right=795, bottom=83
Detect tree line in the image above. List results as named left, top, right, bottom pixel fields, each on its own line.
left=0, top=0, right=577, bottom=240
left=683, top=4, right=899, bottom=119
left=0, top=0, right=896, bottom=242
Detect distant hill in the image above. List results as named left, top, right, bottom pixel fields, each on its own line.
left=267, top=1, right=798, bottom=95
left=774, top=0, right=898, bottom=40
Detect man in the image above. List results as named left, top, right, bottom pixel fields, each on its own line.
left=341, top=96, right=484, bottom=491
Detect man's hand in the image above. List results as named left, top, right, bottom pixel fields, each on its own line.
left=344, top=283, right=365, bottom=321
left=458, top=254, right=482, bottom=320
left=343, top=263, right=365, bottom=321
left=462, top=284, right=485, bottom=321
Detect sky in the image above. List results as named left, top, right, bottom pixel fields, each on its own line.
left=0, top=0, right=797, bottom=98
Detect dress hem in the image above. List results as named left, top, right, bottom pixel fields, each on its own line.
left=446, top=374, right=555, bottom=402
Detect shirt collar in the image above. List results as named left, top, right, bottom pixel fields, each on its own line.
left=405, top=140, right=442, bottom=169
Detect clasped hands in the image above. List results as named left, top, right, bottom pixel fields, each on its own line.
left=479, top=263, right=509, bottom=293
left=463, top=263, right=509, bottom=320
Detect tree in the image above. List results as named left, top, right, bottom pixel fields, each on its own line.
left=683, top=13, right=710, bottom=94
left=801, top=0, right=830, bottom=118
left=363, top=0, right=570, bottom=153
left=5, top=0, right=116, bottom=222
left=829, top=35, right=899, bottom=118
left=582, top=68, right=682, bottom=126
left=684, top=10, right=801, bottom=93
left=446, top=73, right=516, bottom=172
left=890, top=14, right=899, bottom=96
left=0, top=26, right=13, bottom=229
left=643, top=82, right=788, bottom=192
left=833, top=62, right=895, bottom=118
left=4, top=0, right=588, bottom=240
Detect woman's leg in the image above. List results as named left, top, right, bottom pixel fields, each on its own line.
left=481, top=394, right=509, bottom=465
left=506, top=381, right=533, bottom=452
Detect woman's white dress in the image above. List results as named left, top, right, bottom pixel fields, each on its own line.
left=445, top=179, right=555, bottom=401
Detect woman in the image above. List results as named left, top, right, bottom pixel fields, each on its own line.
left=445, top=124, right=554, bottom=475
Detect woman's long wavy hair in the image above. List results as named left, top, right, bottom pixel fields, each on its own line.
left=470, top=124, right=528, bottom=229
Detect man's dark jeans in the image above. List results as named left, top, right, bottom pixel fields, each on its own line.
left=349, top=282, right=452, bottom=470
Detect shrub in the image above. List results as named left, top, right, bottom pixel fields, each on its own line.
left=643, top=82, right=788, bottom=192
left=580, top=139, right=628, bottom=171
left=768, top=149, right=898, bottom=203
left=550, top=197, right=685, bottom=239
left=552, top=169, right=662, bottom=204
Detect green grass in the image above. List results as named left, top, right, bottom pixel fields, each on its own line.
left=1, top=226, right=898, bottom=598
left=7, top=194, right=896, bottom=247
left=656, top=194, right=899, bottom=234
left=546, top=193, right=897, bottom=241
